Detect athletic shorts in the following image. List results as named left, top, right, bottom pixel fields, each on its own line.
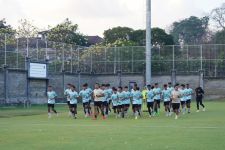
left=124, top=104, right=130, bottom=108
left=103, top=101, right=109, bottom=107
left=138, top=104, right=142, bottom=108
left=154, top=99, right=161, bottom=104
left=117, top=105, right=123, bottom=109
left=83, top=102, right=89, bottom=107
left=112, top=106, right=117, bottom=110
left=147, top=102, right=154, bottom=108
left=172, top=103, right=180, bottom=110
left=70, top=104, right=77, bottom=108
left=132, top=104, right=139, bottom=109
left=94, top=101, right=102, bottom=107
left=186, top=99, right=191, bottom=104
left=48, top=104, right=55, bottom=108
left=67, top=101, right=70, bottom=105
left=181, top=101, right=186, bottom=105
left=164, top=101, right=170, bottom=106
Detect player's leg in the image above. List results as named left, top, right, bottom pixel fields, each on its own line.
left=196, top=97, right=200, bottom=112
left=47, top=104, right=51, bottom=118
left=199, top=97, right=205, bottom=111
left=186, top=100, right=191, bottom=113
left=157, top=100, right=160, bottom=115
left=153, top=100, right=158, bottom=115
left=100, top=102, right=106, bottom=119
left=134, top=105, right=139, bottom=119
left=147, top=102, right=152, bottom=117
left=51, top=104, right=57, bottom=114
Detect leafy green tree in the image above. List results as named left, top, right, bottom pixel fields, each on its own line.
left=0, top=18, right=15, bottom=35
left=152, top=28, right=174, bottom=46
left=103, top=26, right=133, bottom=44
left=212, top=29, right=225, bottom=44
left=46, top=18, right=88, bottom=46
left=170, top=16, right=209, bottom=44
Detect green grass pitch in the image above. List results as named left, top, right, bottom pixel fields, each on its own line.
left=0, top=101, right=225, bottom=150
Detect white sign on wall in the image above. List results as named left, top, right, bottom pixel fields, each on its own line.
left=29, top=63, right=47, bottom=79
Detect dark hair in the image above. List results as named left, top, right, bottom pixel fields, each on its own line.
left=186, top=83, right=189, bottom=86
left=164, top=84, right=167, bottom=88
left=151, top=86, right=154, bottom=89
left=83, top=83, right=88, bottom=87
left=181, top=84, right=185, bottom=87
left=67, top=83, right=71, bottom=86
left=71, top=85, right=76, bottom=89
left=168, top=82, right=172, bottom=85
left=124, top=86, right=128, bottom=88
left=155, top=83, right=158, bottom=85
left=174, top=83, right=179, bottom=87
left=48, top=85, right=52, bottom=88
left=101, top=84, right=105, bottom=87
left=112, top=87, right=117, bottom=91
left=134, top=83, right=137, bottom=87
left=136, top=87, right=140, bottom=90
left=118, top=86, right=122, bottom=90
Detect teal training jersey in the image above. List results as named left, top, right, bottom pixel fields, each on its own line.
left=69, top=90, right=79, bottom=104
left=47, top=91, right=57, bottom=104
left=186, top=88, right=193, bottom=100
left=153, top=88, right=161, bottom=100
left=117, top=92, right=125, bottom=105
left=162, top=89, right=171, bottom=102
left=147, top=89, right=154, bottom=102
left=103, top=89, right=109, bottom=102
left=123, top=91, right=131, bottom=104
left=111, top=93, right=119, bottom=106
left=131, top=91, right=142, bottom=104
left=107, top=89, right=113, bottom=101
left=179, top=89, right=186, bottom=102
left=79, top=89, right=91, bottom=103
left=64, top=88, right=71, bottom=101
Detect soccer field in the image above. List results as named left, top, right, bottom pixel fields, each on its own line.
left=0, top=101, right=225, bottom=150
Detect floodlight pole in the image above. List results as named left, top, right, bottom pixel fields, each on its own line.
left=146, top=0, right=152, bottom=85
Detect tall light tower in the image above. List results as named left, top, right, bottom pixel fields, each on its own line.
left=146, top=0, right=151, bottom=85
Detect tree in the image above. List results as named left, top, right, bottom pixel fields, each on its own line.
left=17, top=19, right=39, bottom=38
left=0, top=18, right=15, bottom=35
left=46, top=18, right=88, bottom=46
left=151, top=28, right=174, bottom=46
left=103, top=26, right=133, bottom=44
left=170, top=16, right=209, bottom=44
left=129, top=29, right=145, bottom=46
left=211, top=3, right=225, bottom=30
left=212, top=29, right=225, bottom=44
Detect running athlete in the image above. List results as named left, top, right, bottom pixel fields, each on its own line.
left=180, top=84, right=187, bottom=115
left=64, top=83, right=72, bottom=116
left=146, top=85, right=154, bottom=117
left=153, top=83, right=161, bottom=115
left=68, top=85, right=79, bottom=119
left=117, top=87, right=125, bottom=118
left=131, top=87, right=142, bottom=119
left=186, top=84, right=193, bottom=113
left=123, top=86, right=131, bottom=117
left=79, top=83, right=91, bottom=117
left=111, top=87, right=119, bottom=116
left=93, top=83, right=105, bottom=120
left=162, top=84, right=171, bottom=116
left=195, top=86, right=205, bottom=112
left=171, top=84, right=181, bottom=119
left=47, top=86, right=58, bottom=118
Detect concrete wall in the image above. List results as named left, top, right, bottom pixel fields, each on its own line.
left=0, top=69, right=224, bottom=104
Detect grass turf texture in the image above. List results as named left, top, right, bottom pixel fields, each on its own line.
left=0, top=101, right=225, bottom=150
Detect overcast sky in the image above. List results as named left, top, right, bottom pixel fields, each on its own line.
left=0, top=0, right=224, bottom=36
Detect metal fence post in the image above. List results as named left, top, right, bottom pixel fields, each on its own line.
left=131, top=47, right=134, bottom=73
left=114, top=46, right=117, bottom=74
left=3, top=65, right=8, bottom=104
left=62, top=44, right=65, bottom=72
left=78, top=46, right=80, bottom=69
left=16, top=38, right=19, bottom=69
left=104, top=47, right=107, bottom=73
left=70, top=45, right=73, bottom=73
left=4, top=34, right=7, bottom=65
left=200, top=45, right=203, bottom=70
left=172, top=45, right=175, bottom=70
left=45, top=40, right=48, bottom=60
left=90, top=48, right=93, bottom=73
left=36, top=39, right=39, bottom=61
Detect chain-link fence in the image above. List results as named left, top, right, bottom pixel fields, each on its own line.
left=1, top=34, right=225, bottom=77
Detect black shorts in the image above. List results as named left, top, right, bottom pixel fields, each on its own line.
left=154, top=99, right=161, bottom=104
left=172, top=103, right=180, bottom=110
left=67, top=101, right=70, bottom=105
left=48, top=104, right=55, bottom=108
left=112, top=106, right=117, bottom=110
left=132, top=104, right=139, bottom=109
left=181, top=101, right=186, bottom=105
left=117, top=105, right=123, bottom=109
left=103, top=101, right=109, bottom=107
left=147, top=102, right=154, bottom=108
left=186, top=99, right=191, bottom=104
left=124, top=104, right=130, bottom=108
left=94, top=101, right=102, bottom=107
left=164, top=101, right=170, bottom=106
left=138, top=104, right=142, bottom=108
left=70, top=104, right=77, bottom=108
left=83, top=102, right=89, bottom=107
